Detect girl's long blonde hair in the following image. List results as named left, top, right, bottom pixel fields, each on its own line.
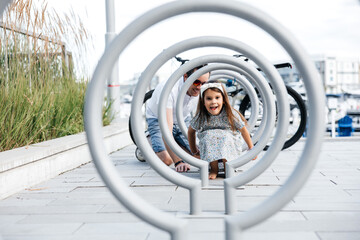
left=193, top=83, right=247, bottom=132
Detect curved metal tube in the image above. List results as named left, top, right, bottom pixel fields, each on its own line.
left=207, top=68, right=271, bottom=154
left=83, top=1, right=324, bottom=239
left=175, top=62, right=271, bottom=151
left=133, top=36, right=275, bottom=191
left=174, top=57, right=277, bottom=180
left=161, top=57, right=273, bottom=188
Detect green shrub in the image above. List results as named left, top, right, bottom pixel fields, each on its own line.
left=0, top=0, right=111, bottom=152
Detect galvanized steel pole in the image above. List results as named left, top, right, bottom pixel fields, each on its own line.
left=105, top=0, right=121, bottom=122
left=0, top=5, right=14, bottom=240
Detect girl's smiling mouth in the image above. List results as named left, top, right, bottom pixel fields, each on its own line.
left=210, top=106, right=218, bottom=110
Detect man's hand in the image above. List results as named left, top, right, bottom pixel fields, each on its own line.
left=175, top=161, right=190, bottom=172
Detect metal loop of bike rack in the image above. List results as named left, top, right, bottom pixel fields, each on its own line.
left=133, top=36, right=276, bottom=215
left=168, top=35, right=287, bottom=155
left=209, top=70, right=260, bottom=132
left=83, top=1, right=325, bottom=239
left=207, top=68, right=269, bottom=157
left=174, top=53, right=289, bottom=178
left=164, top=56, right=277, bottom=181
left=208, top=70, right=269, bottom=152
left=131, top=35, right=276, bottom=216
left=203, top=67, right=268, bottom=146
left=132, top=35, right=278, bottom=190
left=172, top=57, right=277, bottom=164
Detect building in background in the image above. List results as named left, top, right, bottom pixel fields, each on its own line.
left=278, top=55, right=360, bottom=95
left=314, top=55, right=360, bottom=94
left=278, top=55, right=360, bottom=129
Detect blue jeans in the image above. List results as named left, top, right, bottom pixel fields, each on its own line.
left=146, top=117, right=191, bottom=153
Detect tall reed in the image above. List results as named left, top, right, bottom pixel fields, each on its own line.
left=0, top=0, right=111, bottom=152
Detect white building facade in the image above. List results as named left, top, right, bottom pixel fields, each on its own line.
left=313, top=55, right=360, bottom=94
left=279, top=55, right=360, bottom=95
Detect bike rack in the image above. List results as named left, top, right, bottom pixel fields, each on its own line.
left=177, top=55, right=286, bottom=180
left=82, top=1, right=324, bottom=239
left=173, top=58, right=276, bottom=156
left=131, top=37, right=275, bottom=214
left=162, top=55, right=275, bottom=180
left=162, top=35, right=282, bottom=155
left=131, top=36, right=274, bottom=192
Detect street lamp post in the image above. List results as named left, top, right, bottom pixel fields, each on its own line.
left=105, top=0, right=121, bottom=122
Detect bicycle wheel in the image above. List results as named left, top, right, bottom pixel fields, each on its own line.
left=128, top=89, right=154, bottom=145
left=239, top=85, right=307, bottom=150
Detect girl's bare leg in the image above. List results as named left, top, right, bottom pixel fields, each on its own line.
left=209, top=161, right=219, bottom=179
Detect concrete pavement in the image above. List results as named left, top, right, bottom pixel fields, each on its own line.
left=0, top=137, right=359, bottom=240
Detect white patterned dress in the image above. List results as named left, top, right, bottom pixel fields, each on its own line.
left=190, top=108, right=245, bottom=163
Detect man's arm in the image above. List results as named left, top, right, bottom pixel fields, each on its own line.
left=164, top=108, right=190, bottom=172
left=188, top=126, right=199, bottom=157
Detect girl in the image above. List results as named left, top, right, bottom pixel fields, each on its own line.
left=188, top=82, right=255, bottom=179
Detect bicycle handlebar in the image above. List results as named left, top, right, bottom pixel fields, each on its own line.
left=176, top=55, right=292, bottom=70
left=174, top=56, right=189, bottom=65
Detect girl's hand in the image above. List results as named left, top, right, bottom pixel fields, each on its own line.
left=248, top=147, right=257, bottom=160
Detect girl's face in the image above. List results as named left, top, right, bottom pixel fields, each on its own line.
left=203, top=89, right=224, bottom=116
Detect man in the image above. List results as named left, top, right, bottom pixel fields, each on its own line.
left=145, top=65, right=210, bottom=172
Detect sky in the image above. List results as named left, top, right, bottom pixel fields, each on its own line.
left=45, top=0, right=360, bottom=82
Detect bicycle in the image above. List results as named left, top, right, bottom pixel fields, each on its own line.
left=216, top=55, right=307, bottom=150
left=222, top=78, right=307, bottom=151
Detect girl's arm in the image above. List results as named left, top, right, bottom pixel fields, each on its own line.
left=240, top=127, right=257, bottom=160
left=240, top=126, right=253, bottom=150
left=188, top=126, right=199, bottom=156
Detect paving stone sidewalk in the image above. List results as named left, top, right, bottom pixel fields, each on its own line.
left=0, top=138, right=359, bottom=240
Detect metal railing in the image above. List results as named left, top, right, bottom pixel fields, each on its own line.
left=0, top=21, right=73, bottom=76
